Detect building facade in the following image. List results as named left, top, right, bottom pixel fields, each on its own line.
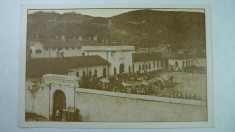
left=82, top=46, right=135, bottom=76
left=27, top=41, right=194, bottom=79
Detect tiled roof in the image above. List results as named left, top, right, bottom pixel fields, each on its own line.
left=26, top=55, right=110, bottom=77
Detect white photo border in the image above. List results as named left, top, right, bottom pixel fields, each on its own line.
left=19, top=4, right=213, bottom=128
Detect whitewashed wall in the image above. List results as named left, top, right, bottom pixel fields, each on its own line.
left=133, top=60, right=162, bottom=73
left=75, top=89, right=207, bottom=122
left=68, top=65, right=109, bottom=77
left=25, top=83, right=50, bottom=119
left=30, top=47, right=83, bottom=58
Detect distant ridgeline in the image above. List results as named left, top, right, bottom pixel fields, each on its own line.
left=27, top=9, right=206, bottom=52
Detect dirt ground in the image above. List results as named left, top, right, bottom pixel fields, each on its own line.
left=169, top=68, right=207, bottom=101
left=25, top=113, right=49, bottom=121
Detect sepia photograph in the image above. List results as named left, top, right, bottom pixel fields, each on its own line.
left=19, top=5, right=213, bottom=128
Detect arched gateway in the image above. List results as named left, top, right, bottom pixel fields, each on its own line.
left=43, top=74, right=79, bottom=120
left=53, top=90, right=66, bottom=120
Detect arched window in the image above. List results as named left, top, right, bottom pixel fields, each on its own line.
left=82, top=71, right=86, bottom=77
left=94, top=69, right=97, bottom=77
left=76, top=72, right=79, bottom=77
left=175, top=61, right=178, bottom=68
left=89, top=70, right=92, bottom=78
left=119, top=63, right=124, bottom=74
left=103, top=68, right=106, bottom=77
left=114, top=68, right=117, bottom=75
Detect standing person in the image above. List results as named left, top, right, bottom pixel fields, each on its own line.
left=56, top=108, right=60, bottom=121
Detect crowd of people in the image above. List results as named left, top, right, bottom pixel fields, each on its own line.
left=78, top=70, right=201, bottom=100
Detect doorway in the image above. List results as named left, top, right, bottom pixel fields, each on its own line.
left=119, top=63, right=124, bottom=74
left=53, top=90, right=66, bottom=121
left=103, top=67, right=106, bottom=77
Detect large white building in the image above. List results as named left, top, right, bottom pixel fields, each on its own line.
left=26, top=41, right=193, bottom=80
left=27, top=41, right=83, bottom=59
left=82, top=46, right=135, bottom=75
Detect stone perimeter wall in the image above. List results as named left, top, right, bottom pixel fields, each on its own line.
left=75, top=88, right=207, bottom=122
left=26, top=86, right=207, bottom=121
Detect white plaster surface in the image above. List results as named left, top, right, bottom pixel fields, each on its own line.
left=75, top=89, right=207, bottom=122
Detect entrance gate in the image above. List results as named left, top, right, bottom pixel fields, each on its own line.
left=53, top=90, right=66, bottom=120
left=119, top=63, right=124, bottom=74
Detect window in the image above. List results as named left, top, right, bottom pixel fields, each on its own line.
left=103, top=68, right=106, bottom=77
left=149, top=63, right=151, bottom=69
left=142, top=64, right=145, bottom=70
left=175, top=61, right=178, bottom=68
left=114, top=68, right=117, bottom=75
left=89, top=70, right=92, bottom=78
left=119, top=64, right=124, bottom=74
left=82, top=71, right=86, bottom=76
left=132, top=65, right=135, bottom=73
left=76, top=72, right=79, bottom=77
left=35, top=49, right=42, bottom=53
left=94, top=70, right=97, bottom=77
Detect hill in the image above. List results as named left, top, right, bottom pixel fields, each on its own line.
left=27, top=9, right=206, bottom=51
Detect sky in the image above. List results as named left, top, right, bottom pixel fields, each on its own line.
left=27, top=8, right=205, bottom=18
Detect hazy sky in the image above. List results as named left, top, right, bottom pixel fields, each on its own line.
left=28, top=8, right=204, bottom=18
